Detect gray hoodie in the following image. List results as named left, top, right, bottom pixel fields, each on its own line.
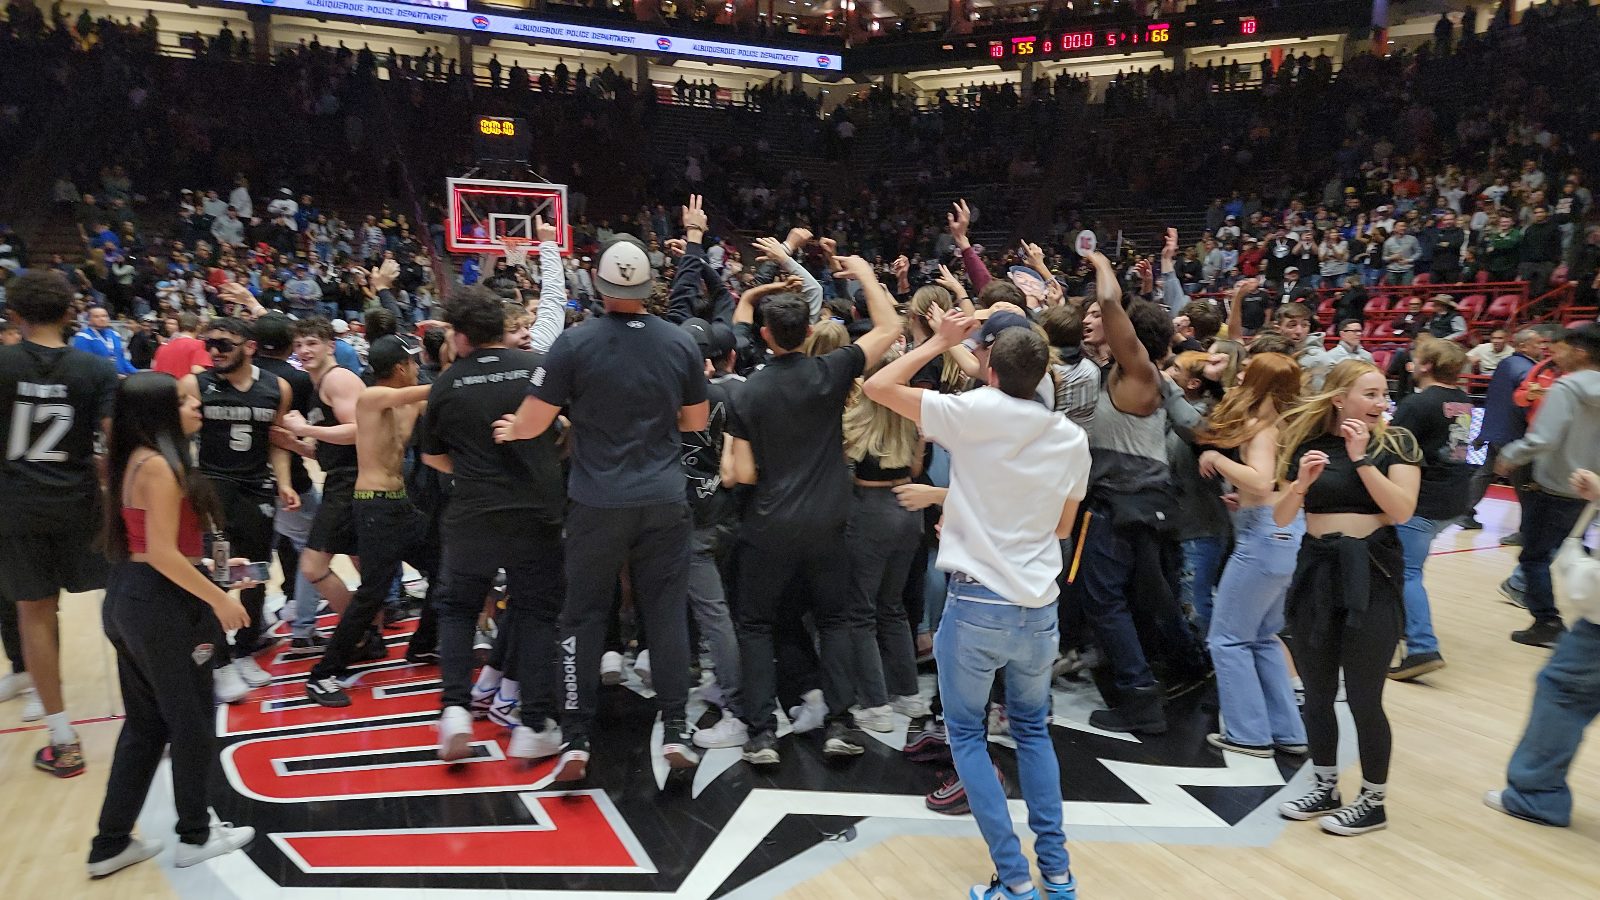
left=1500, top=369, right=1600, bottom=497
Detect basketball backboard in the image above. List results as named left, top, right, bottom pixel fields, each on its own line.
left=445, top=177, right=570, bottom=256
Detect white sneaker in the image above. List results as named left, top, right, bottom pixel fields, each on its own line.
left=509, top=719, right=563, bottom=760
left=88, top=835, right=163, bottom=879
left=601, top=651, right=625, bottom=685
left=891, top=694, right=931, bottom=719
left=173, top=823, right=255, bottom=868
left=487, top=682, right=521, bottom=729
left=0, top=671, right=32, bottom=702
left=787, top=689, right=826, bottom=734
left=21, top=691, right=45, bottom=722
left=437, top=706, right=474, bottom=761
left=234, top=657, right=271, bottom=688
left=853, top=704, right=894, bottom=733
left=213, top=664, right=249, bottom=704
left=633, top=650, right=652, bottom=688
left=693, top=710, right=749, bottom=749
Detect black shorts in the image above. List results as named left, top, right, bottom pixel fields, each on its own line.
left=0, top=526, right=107, bottom=602
left=306, top=469, right=359, bottom=556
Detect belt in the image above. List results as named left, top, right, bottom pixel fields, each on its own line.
left=352, top=489, right=408, bottom=500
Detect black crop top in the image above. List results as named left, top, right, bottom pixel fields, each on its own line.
left=854, top=454, right=912, bottom=482
left=1286, top=430, right=1420, bottom=515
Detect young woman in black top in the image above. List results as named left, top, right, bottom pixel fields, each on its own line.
left=1273, top=359, right=1421, bottom=836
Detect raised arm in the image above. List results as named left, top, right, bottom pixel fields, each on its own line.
left=754, top=236, right=822, bottom=321
left=529, top=216, right=568, bottom=352
left=864, top=307, right=976, bottom=425
left=1226, top=276, right=1258, bottom=342
left=1091, top=250, right=1160, bottom=414
left=837, top=255, right=902, bottom=366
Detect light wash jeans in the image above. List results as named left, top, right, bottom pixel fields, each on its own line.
left=274, top=485, right=322, bottom=638
left=1396, top=515, right=1441, bottom=655
left=936, top=578, right=1070, bottom=889
left=1208, top=506, right=1306, bottom=747
left=1502, top=618, right=1600, bottom=826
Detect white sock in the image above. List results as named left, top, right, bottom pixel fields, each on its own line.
left=1313, top=765, right=1339, bottom=783
left=496, top=678, right=520, bottom=701
left=473, top=666, right=502, bottom=692
left=45, top=711, right=75, bottom=744
left=1008, top=881, right=1035, bottom=896
left=1361, top=780, right=1387, bottom=798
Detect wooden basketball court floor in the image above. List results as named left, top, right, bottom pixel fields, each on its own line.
left=3, top=493, right=1597, bottom=900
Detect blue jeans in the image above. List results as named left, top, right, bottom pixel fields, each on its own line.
left=1396, top=515, right=1441, bottom=655
left=1182, top=535, right=1226, bottom=636
left=936, top=580, right=1070, bottom=888
left=274, top=486, right=322, bottom=638
left=1503, top=618, right=1600, bottom=826
left=1519, top=491, right=1590, bottom=623
left=1208, top=507, right=1306, bottom=747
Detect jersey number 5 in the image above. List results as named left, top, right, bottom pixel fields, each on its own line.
left=6, top=402, right=74, bottom=462
left=229, top=423, right=253, bottom=452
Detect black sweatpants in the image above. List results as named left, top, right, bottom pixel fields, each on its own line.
left=209, top=477, right=276, bottom=660
left=737, top=527, right=857, bottom=737
left=559, top=501, right=692, bottom=740
left=90, top=563, right=215, bottom=861
left=312, top=495, right=438, bottom=681
left=437, top=510, right=564, bottom=726
left=1289, top=528, right=1405, bottom=785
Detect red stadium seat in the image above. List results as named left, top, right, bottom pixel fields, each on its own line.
left=1412, top=273, right=1433, bottom=285
left=1475, top=271, right=1491, bottom=284
left=1370, top=349, right=1392, bottom=372
left=1457, top=294, right=1487, bottom=320
left=1363, top=318, right=1390, bottom=339
left=1363, top=296, right=1391, bottom=317
left=1568, top=320, right=1596, bottom=330
left=1486, top=294, right=1521, bottom=320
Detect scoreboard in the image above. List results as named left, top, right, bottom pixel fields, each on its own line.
left=986, top=16, right=1261, bottom=60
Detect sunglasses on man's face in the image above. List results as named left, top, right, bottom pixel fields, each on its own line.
left=206, top=337, right=244, bottom=353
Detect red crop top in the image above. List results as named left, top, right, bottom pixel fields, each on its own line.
left=123, top=503, right=205, bottom=558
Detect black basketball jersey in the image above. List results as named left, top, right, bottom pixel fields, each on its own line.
left=196, top=367, right=281, bottom=484
left=309, top=382, right=358, bottom=473
left=0, top=342, right=119, bottom=534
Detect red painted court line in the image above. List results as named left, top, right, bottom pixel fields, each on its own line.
left=1430, top=544, right=1517, bottom=557
left=0, top=713, right=125, bottom=737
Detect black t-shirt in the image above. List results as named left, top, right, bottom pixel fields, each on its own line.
left=254, top=356, right=314, bottom=492
left=683, top=374, right=744, bottom=527
left=0, top=342, right=118, bottom=533
left=196, top=367, right=282, bottom=486
left=528, top=313, right=706, bottom=509
left=1390, top=384, right=1474, bottom=520
left=1287, top=429, right=1420, bottom=516
left=421, top=347, right=564, bottom=526
left=727, top=344, right=865, bottom=535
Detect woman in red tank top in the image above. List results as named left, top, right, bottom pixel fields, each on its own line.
left=86, top=372, right=259, bottom=879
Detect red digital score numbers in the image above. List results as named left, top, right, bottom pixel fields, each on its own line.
left=989, top=23, right=1170, bottom=59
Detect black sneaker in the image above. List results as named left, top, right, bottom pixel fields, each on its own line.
left=1319, top=788, right=1387, bottom=835
left=1499, top=579, right=1529, bottom=610
left=1388, top=651, right=1446, bottom=681
left=305, top=676, right=352, bottom=708
left=1280, top=778, right=1342, bottom=820
left=352, top=632, right=389, bottom=663
left=661, top=721, right=700, bottom=770
left=1088, top=685, right=1168, bottom=735
left=1512, top=619, right=1566, bottom=648
left=383, top=603, right=421, bottom=628
left=741, top=731, right=780, bottom=766
left=926, top=764, right=1007, bottom=815
left=1499, top=531, right=1523, bottom=546
left=404, top=648, right=441, bottom=666
left=550, top=736, right=591, bottom=783
left=1457, top=516, right=1483, bottom=531
left=822, top=720, right=866, bottom=757
left=291, top=632, right=327, bottom=650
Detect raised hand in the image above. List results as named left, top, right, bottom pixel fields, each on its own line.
left=664, top=238, right=687, bottom=258
left=754, top=235, right=791, bottom=263
left=682, top=194, right=708, bottom=235
left=1021, top=241, right=1046, bottom=271
left=1163, top=227, right=1178, bottom=262
left=934, top=263, right=964, bottom=298
left=535, top=214, right=560, bottom=243
left=935, top=308, right=979, bottom=346
left=372, top=257, right=400, bottom=291
left=947, top=199, right=971, bottom=247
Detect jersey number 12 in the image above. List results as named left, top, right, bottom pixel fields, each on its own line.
left=6, top=402, right=74, bottom=463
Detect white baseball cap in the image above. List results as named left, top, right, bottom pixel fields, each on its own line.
left=595, top=237, right=654, bottom=301
left=331, top=319, right=350, bottom=335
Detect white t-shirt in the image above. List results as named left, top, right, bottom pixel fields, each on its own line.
left=921, top=387, right=1091, bottom=608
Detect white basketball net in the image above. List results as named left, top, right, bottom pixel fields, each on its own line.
left=501, top=237, right=534, bottom=270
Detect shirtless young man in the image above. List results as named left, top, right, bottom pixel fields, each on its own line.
left=304, top=335, right=436, bottom=707
left=281, top=319, right=365, bottom=620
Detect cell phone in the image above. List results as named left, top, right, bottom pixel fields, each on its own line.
left=227, top=562, right=271, bottom=584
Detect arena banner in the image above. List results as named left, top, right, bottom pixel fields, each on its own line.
left=218, top=0, right=844, bottom=70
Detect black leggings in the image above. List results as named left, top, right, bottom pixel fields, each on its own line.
left=1289, top=529, right=1404, bottom=786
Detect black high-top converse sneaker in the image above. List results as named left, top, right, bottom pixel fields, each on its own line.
left=1319, top=788, right=1388, bottom=835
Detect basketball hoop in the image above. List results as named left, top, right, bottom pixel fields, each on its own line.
left=500, top=236, right=535, bottom=270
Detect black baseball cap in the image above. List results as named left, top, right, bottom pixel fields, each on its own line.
left=979, top=311, right=1031, bottom=348
left=681, top=317, right=736, bottom=360
left=368, top=334, right=421, bottom=378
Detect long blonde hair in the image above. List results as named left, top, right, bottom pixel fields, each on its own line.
left=803, top=320, right=848, bottom=357
left=907, top=284, right=968, bottom=392
left=1275, top=359, right=1420, bottom=481
left=1196, top=352, right=1302, bottom=449
left=844, top=356, right=920, bottom=471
